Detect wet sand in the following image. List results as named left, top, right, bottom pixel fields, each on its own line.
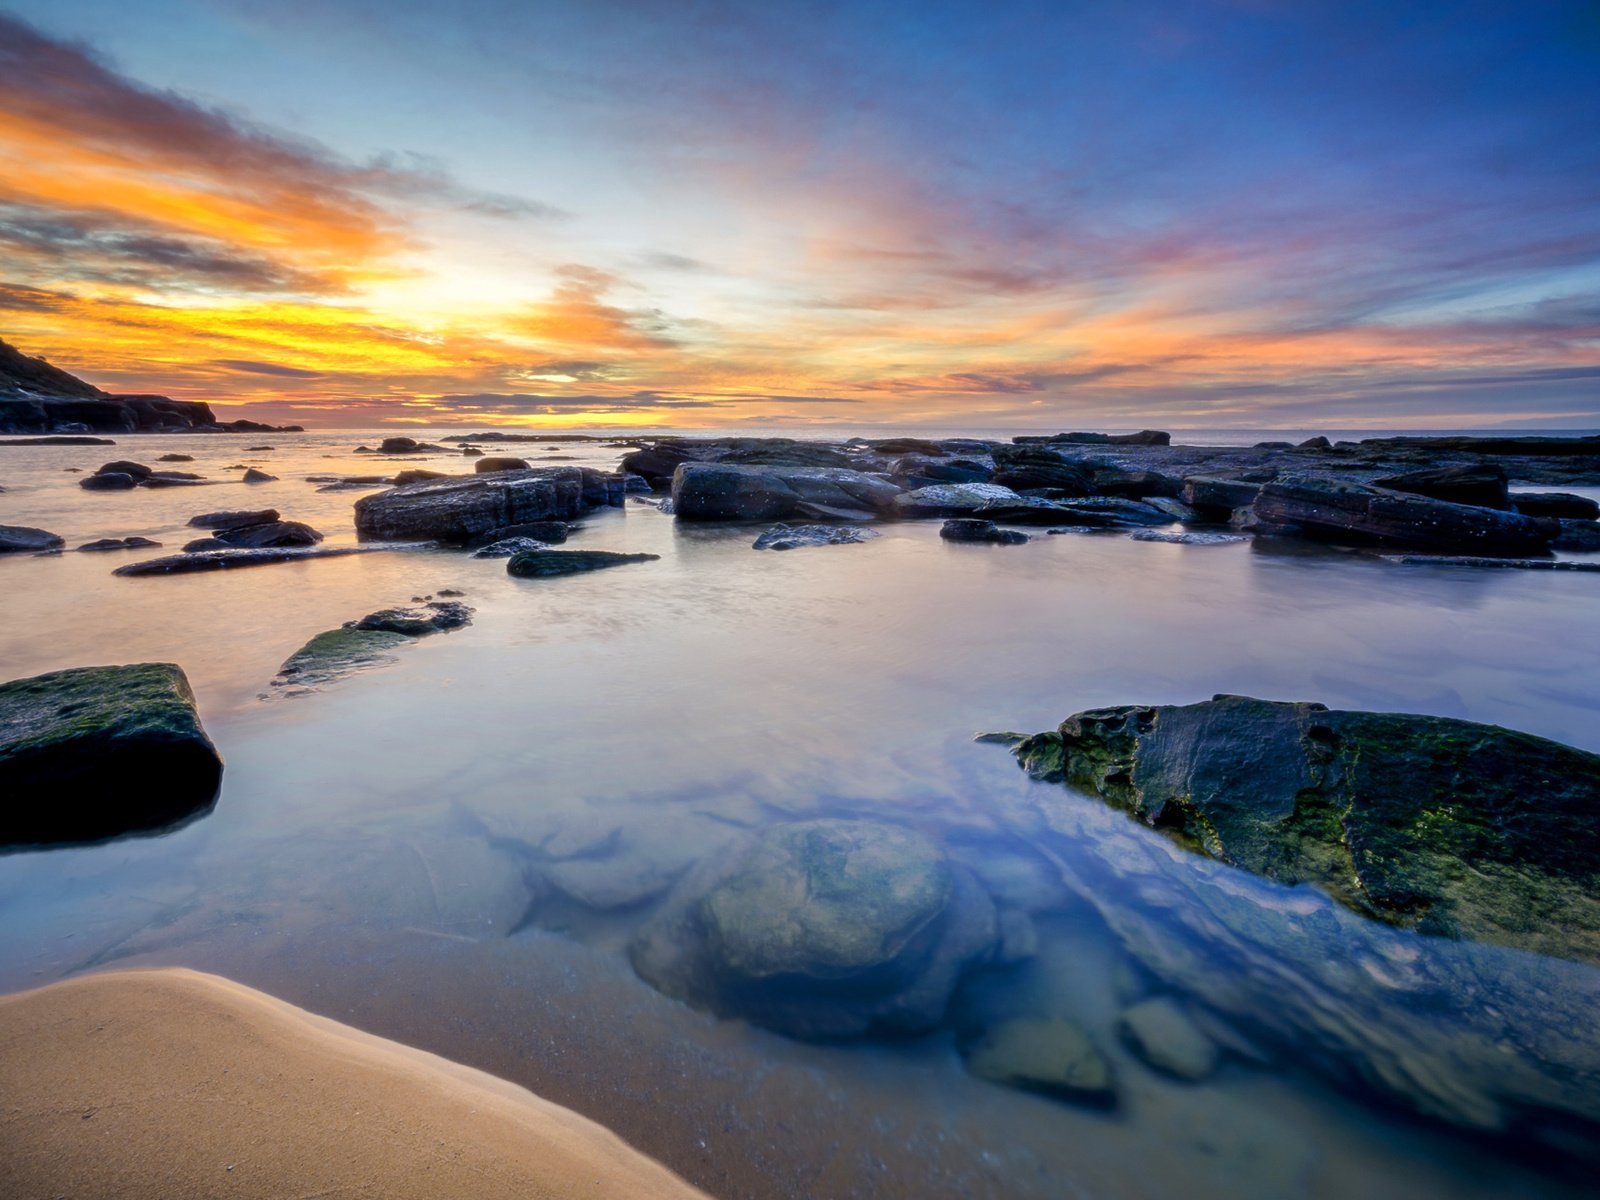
left=0, top=967, right=709, bottom=1200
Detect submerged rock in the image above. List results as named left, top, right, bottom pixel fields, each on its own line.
left=351, top=600, right=474, bottom=636
left=940, top=519, right=1028, bottom=544
left=206, top=520, right=323, bottom=549
left=506, top=549, right=659, bottom=578
left=77, top=537, right=162, bottom=552
left=752, top=523, right=881, bottom=550
left=242, top=467, right=277, bottom=483
left=1012, top=695, right=1600, bottom=965
left=1117, top=998, right=1220, bottom=1081
left=962, top=1017, right=1115, bottom=1103
left=1128, top=530, right=1248, bottom=546
left=0, top=663, right=222, bottom=846
left=630, top=818, right=998, bottom=1039
left=0, top=525, right=64, bottom=554
left=113, top=546, right=385, bottom=575
left=274, top=601, right=475, bottom=690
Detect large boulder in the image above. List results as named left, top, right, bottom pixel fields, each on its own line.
left=1371, top=464, right=1510, bottom=509
left=0, top=663, right=222, bottom=846
left=354, top=467, right=613, bottom=543
left=630, top=819, right=998, bottom=1038
left=474, top=456, right=530, bottom=473
left=989, top=445, right=1096, bottom=493
left=672, top=463, right=901, bottom=521
left=1251, top=476, right=1557, bottom=554
left=1012, top=695, right=1600, bottom=965
left=0, top=525, right=63, bottom=554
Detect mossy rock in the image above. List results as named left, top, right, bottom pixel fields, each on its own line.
left=274, top=628, right=410, bottom=688
left=0, top=663, right=222, bottom=847
left=1012, top=695, right=1600, bottom=965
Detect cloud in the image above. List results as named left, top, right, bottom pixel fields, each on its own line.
left=434, top=391, right=721, bottom=412
left=211, top=359, right=326, bottom=378
left=0, top=282, right=76, bottom=312
left=512, top=264, right=681, bottom=351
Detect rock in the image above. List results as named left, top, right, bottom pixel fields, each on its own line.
left=472, top=536, right=549, bottom=558
left=621, top=473, right=652, bottom=493
left=78, top=472, right=137, bottom=491
left=157, top=453, right=194, bottom=462
left=464, top=520, right=570, bottom=548
left=988, top=445, right=1096, bottom=493
left=891, top=482, right=1021, bottom=517
left=619, top=443, right=704, bottom=486
left=461, top=446, right=483, bottom=457
left=140, top=474, right=212, bottom=488
left=720, top=443, right=855, bottom=469
left=241, top=467, right=278, bottom=483
left=1117, top=998, right=1220, bottom=1081
left=0, top=663, right=222, bottom=846
left=350, top=600, right=474, bottom=636
left=672, top=463, right=901, bottom=521
left=1128, top=530, right=1248, bottom=546
left=752, top=524, right=880, bottom=550
left=1371, top=464, right=1510, bottom=509
left=887, top=455, right=992, bottom=489
left=392, top=468, right=451, bottom=486
left=1553, top=520, right=1600, bottom=551
left=1296, top=436, right=1332, bottom=450
left=377, top=436, right=445, bottom=454
left=95, top=460, right=153, bottom=480
left=0, top=435, right=115, bottom=445
left=1387, top=555, right=1600, bottom=572
left=1252, top=476, right=1557, bottom=554
left=1181, top=476, right=1263, bottom=512
left=77, top=537, right=161, bottom=552
left=506, top=549, right=659, bottom=578
left=1514, top=492, right=1600, bottom=520
left=1358, top=434, right=1600, bottom=457
left=1140, top=496, right=1203, bottom=522
left=1091, top=468, right=1183, bottom=499
left=112, top=547, right=383, bottom=575
left=187, top=509, right=278, bottom=530
left=962, top=1018, right=1115, bottom=1103
left=273, top=627, right=410, bottom=689
left=0, top=525, right=63, bottom=554
left=1012, top=695, right=1600, bottom=965
left=354, top=468, right=612, bottom=543
left=940, top=519, right=1028, bottom=544
left=244, top=445, right=274, bottom=451
left=475, top=456, right=530, bottom=473
left=976, top=497, right=1174, bottom=527
left=209, top=520, right=323, bottom=548
left=630, top=819, right=998, bottom=1038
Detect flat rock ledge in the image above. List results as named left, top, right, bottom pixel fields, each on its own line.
left=0, top=663, right=222, bottom=847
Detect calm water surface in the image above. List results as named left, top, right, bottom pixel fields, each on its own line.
left=2, top=430, right=1599, bottom=1199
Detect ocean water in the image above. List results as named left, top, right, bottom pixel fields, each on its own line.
left=2, top=429, right=1599, bottom=1199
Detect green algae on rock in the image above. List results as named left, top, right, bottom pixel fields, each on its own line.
left=1010, top=695, right=1600, bottom=965
left=506, top=549, right=659, bottom=578
left=0, top=663, right=221, bottom=847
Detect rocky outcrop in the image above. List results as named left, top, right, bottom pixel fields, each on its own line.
left=630, top=819, right=998, bottom=1038
left=354, top=467, right=619, bottom=543
left=1251, top=476, right=1557, bottom=554
left=505, top=549, right=659, bottom=578
left=672, top=463, right=901, bottom=521
left=1011, top=694, right=1600, bottom=965
left=0, top=525, right=64, bottom=554
left=1371, top=464, right=1510, bottom=509
left=988, top=445, right=1095, bottom=492
left=752, top=524, right=880, bottom=550
left=0, top=663, right=222, bottom=846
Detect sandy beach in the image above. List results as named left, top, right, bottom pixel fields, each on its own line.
left=0, top=967, right=710, bottom=1199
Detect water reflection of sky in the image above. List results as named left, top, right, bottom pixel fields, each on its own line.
left=2, top=431, right=1598, bottom=1199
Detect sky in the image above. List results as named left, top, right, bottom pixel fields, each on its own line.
left=1, top=1, right=1597, bottom=430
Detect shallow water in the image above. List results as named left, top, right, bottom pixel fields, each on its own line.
left=2, top=429, right=1599, bottom=1198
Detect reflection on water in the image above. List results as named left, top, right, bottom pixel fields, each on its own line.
left=3, top=430, right=1599, bottom=1198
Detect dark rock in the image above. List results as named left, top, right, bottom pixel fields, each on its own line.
left=672, top=463, right=901, bottom=521
left=629, top=819, right=998, bottom=1038
left=139, top=474, right=212, bottom=488
left=1252, top=476, right=1557, bottom=554
left=989, top=445, right=1096, bottom=492
left=241, top=467, right=277, bottom=483
left=79, top=471, right=137, bottom=491
left=506, top=549, right=659, bottom=578
left=96, top=460, right=153, bottom=481
left=1255, top=441, right=1293, bottom=449
left=273, top=627, right=410, bottom=689
left=392, top=468, right=452, bottom=486
left=1128, top=530, right=1248, bottom=545
left=77, top=537, right=161, bottom=552
left=1091, top=468, right=1182, bottom=499
left=891, top=482, right=1021, bottom=517
left=186, top=508, right=278, bottom=530
left=621, top=473, right=652, bottom=494
left=472, top=536, right=549, bottom=558
left=1358, top=434, right=1600, bottom=457
left=887, top=455, right=992, bottom=488
left=1371, top=464, right=1510, bottom=510
left=210, top=520, right=323, bottom=548
left=976, top=497, right=1174, bottom=527
left=244, top=445, right=275, bottom=451
left=0, top=525, right=63, bottom=554
left=1109, top=430, right=1171, bottom=446
left=157, top=453, right=194, bottom=462
left=868, top=437, right=946, bottom=456
left=475, top=456, right=531, bottom=473
left=962, top=1018, right=1115, bottom=1103
left=940, top=519, right=1028, bottom=545
left=354, top=468, right=608, bottom=543
left=377, top=436, right=446, bottom=454
left=752, top=524, right=881, bottom=550
left=619, top=442, right=704, bottom=485
left=1117, top=998, right=1220, bottom=1081
left=1296, top=436, right=1332, bottom=450
left=1513, top=492, right=1600, bottom=520
left=0, top=338, right=226, bottom=434
left=463, top=520, right=569, bottom=549
left=0, top=435, right=116, bottom=446
left=719, top=443, right=855, bottom=469
left=1553, top=520, right=1600, bottom=552
left=1012, top=694, right=1600, bottom=964
left=0, top=663, right=221, bottom=846
left=113, top=546, right=381, bottom=575
left=350, top=600, right=474, bottom=636
left=461, top=447, right=484, bottom=457
left=1387, top=555, right=1600, bottom=572
left=1181, top=476, right=1263, bottom=512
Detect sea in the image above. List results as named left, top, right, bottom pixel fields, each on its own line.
left=1, top=425, right=1598, bottom=1199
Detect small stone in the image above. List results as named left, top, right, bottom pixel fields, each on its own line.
left=1118, top=997, right=1221, bottom=1081
left=963, top=1018, right=1116, bottom=1103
